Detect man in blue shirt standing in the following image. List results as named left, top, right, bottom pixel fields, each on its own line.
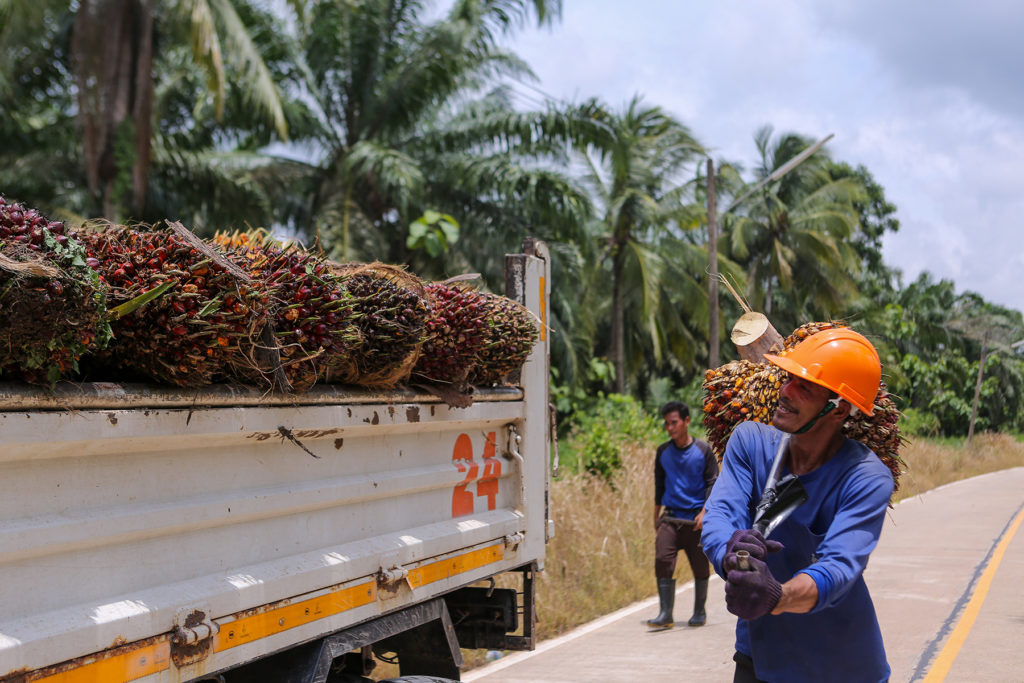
left=646, top=401, right=719, bottom=630
left=701, top=328, right=894, bottom=682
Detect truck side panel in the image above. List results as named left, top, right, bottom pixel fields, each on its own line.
left=0, top=248, right=551, bottom=682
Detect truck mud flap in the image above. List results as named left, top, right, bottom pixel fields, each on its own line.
left=219, top=598, right=461, bottom=683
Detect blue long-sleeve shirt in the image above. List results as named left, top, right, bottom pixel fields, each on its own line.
left=701, top=421, right=894, bottom=683
left=654, top=439, right=718, bottom=518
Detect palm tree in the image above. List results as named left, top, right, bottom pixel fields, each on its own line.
left=575, top=95, right=707, bottom=393
left=263, top=0, right=600, bottom=278
left=724, top=127, right=866, bottom=333
left=1, top=0, right=289, bottom=221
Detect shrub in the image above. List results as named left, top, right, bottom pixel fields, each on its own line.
left=900, top=407, right=941, bottom=437
left=561, top=394, right=662, bottom=480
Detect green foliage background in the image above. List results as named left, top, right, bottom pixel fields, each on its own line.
left=2, top=0, right=1022, bottom=437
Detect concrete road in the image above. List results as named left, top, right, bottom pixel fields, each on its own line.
left=465, top=467, right=1024, bottom=683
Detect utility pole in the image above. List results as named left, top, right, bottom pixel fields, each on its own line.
left=707, top=159, right=719, bottom=368
left=967, top=329, right=989, bottom=446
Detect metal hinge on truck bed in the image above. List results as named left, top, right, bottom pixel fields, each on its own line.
left=171, top=609, right=219, bottom=668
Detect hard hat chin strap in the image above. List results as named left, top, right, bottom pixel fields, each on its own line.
left=794, top=397, right=841, bottom=434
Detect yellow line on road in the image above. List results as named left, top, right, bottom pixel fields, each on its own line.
left=922, top=503, right=1024, bottom=682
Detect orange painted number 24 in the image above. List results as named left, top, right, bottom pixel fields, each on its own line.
left=452, top=432, right=502, bottom=517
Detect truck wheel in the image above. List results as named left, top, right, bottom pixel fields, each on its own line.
left=380, top=677, right=459, bottom=683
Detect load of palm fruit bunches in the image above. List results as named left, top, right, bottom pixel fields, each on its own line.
left=0, top=195, right=539, bottom=392
left=702, top=321, right=905, bottom=489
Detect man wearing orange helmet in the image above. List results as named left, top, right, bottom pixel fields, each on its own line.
left=701, top=328, right=894, bottom=683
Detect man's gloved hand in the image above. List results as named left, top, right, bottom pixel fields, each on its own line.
left=725, top=555, right=783, bottom=620
left=723, top=529, right=783, bottom=571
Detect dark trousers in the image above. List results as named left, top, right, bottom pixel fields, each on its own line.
left=654, top=516, right=711, bottom=580
left=733, top=652, right=767, bottom=683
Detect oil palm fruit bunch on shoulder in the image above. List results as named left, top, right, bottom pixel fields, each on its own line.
left=467, top=292, right=539, bottom=387
left=701, top=359, right=781, bottom=456
left=412, top=282, right=489, bottom=386
left=703, top=321, right=905, bottom=491
left=0, top=195, right=111, bottom=386
left=78, top=222, right=266, bottom=387
left=326, top=262, right=429, bottom=388
left=215, top=231, right=361, bottom=392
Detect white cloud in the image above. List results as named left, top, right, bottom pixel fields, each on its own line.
left=497, top=0, right=1024, bottom=313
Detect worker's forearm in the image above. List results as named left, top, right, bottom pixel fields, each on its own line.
left=771, top=572, right=818, bottom=614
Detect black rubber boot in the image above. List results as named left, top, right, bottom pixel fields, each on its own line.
left=646, top=578, right=675, bottom=630
left=688, top=578, right=708, bottom=626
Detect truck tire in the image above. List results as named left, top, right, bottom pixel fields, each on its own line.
left=380, top=677, right=459, bottom=683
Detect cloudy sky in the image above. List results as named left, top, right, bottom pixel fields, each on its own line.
left=496, top=0, right=1024, bottom=314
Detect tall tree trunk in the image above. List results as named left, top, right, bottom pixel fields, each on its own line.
left=610, top=244, right=626, bottom=394
left=72, top=0, right=153, bottom=219
left=130, top=0, right=155, bottom=216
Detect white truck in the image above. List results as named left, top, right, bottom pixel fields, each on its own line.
left=0, top=240, right=554, bottom=683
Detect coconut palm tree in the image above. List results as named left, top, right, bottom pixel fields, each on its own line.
left=574, top=95, right=711, bottom=393
left=724, top=127, right=867, bottom=333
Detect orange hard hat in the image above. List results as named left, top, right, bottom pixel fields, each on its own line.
left=764, top=328, right=881, bottom=415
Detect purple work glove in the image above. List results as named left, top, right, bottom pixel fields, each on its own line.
left=723, top=529, right=784, bottom=572
left=725, top=555, right=783, bottom=620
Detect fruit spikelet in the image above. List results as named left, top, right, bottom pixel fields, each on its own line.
left=78, top=222, right=266, bottom=387
left=467, top=292, right=539, bottom=387
left=0, top=195, right=111, bottom=385
left=216, top=231, right=361, bottom=392
left=702, top=320, right=905, bottom=492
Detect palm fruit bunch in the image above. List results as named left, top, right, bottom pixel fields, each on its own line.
left=467, top=292, right=539, bottom=386
left=0, top=195, right=111, bottom=385
left=78, top=222, right=267, bottom=387
left=326, top=263, right=429, bottom=388
left=213, top=231, right=361, bottom=392
left=412, top=282, right=489, bottom=385
left=703, top=321, right=905, bottom=490
left=702, top=359, right=787, bottom=455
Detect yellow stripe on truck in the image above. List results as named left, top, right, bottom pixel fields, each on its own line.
left=407, top=543, right=504, bottom=589
left=25, top=544, right=504, bottom=681
left=214, top=581, right=377, bottom=652
left=30, top=641, right=170, bottom=683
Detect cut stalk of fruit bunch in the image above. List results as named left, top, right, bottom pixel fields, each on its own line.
left=213, top=230, right=362, bottom=392
left=702, top=321, right=905, bottom=492
left=325, top=262, right=429, bottom=388
left=77, top=221, right=267, bottom=387
left=0, top=195, right=111, bottom=386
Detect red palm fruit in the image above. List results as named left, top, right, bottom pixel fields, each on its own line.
left=412, top=282, right=489, bottom=386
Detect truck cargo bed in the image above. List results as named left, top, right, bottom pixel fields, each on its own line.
left=0, top=246, right=551, bottom=682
